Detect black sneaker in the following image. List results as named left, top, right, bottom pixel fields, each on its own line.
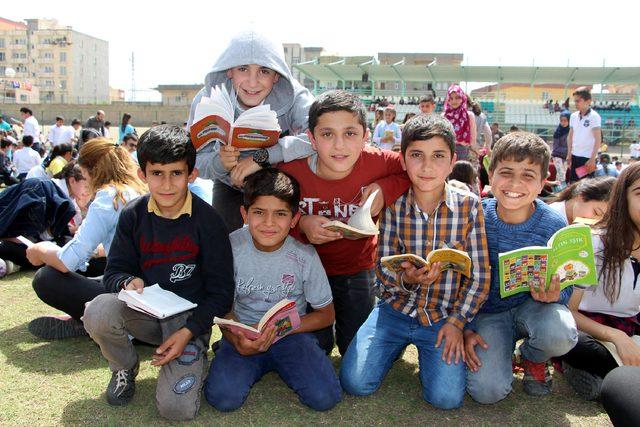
left=106, top=361, right=139, bottom=406
left=28, top=316, right=88, bottom=340
left=563, top=362, right=603, bottom=400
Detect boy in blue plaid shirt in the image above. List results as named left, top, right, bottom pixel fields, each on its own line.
left=339, top=114, right=490, bottom=409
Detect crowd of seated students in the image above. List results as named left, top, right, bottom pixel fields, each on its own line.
left=1, top=29, right=639, bottom=426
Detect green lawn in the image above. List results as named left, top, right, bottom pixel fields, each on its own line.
left=0, top=271, right=612, bottom=426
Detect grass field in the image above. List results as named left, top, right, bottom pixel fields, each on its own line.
left=0, top=270, right=612, bottom=426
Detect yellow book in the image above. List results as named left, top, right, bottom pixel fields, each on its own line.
left=380, top=248, right=472, bottom=277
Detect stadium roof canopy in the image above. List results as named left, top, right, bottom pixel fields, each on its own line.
left=294, top=59, right=640, bottom=85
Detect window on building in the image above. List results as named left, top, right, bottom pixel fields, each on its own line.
left=13, top=38, right=26, bottom=45
left=0, top=39, right=5, bottom=48
left=60, top=66, right=66, bottom=75
left=20, top=94, right=28, bottom=102
left=16, top=65, right=27, bottom=73
left=43, top=66, right=54, bottom=73
left=60, top=80, right=67, bottom=90
left=175, top=96, right=183, bottom=103
left=60, top=52, right=67, bottom=61
left=40, top=38, right=52, bottom=45
left=0, top=53, right=4, bottom=62
left=44, top=80, right=54, bottom=87
left=12, top=52, right=27, bottom=59
left=42, top=52, right=54, bottom=59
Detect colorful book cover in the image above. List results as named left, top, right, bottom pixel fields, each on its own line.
left=498, top=224, right=597, bottom=298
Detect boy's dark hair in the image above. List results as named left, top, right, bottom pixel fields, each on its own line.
left=104, top=121, right=111, bottom=127
left=1, top=138, right=12, bottom=149
left=243, top=168, right=300, bottom=213
left=509, top=125, right=520, bottom=132
left=55, top=116, right=64, bottom=122
left=71, top=118, right=81, bottom=126
left=308, top=90, right=367, bottom=134
left=400, top=113, right=456, bottom=157
left=20, top=107, right=32, bottom=116
left=615, top=161, right=622, bottom=166
left=449, top=160, right=478, bottom=186
left=137, top=124, right=196, bottom=173
left=419, top=94, right=435, bottom=104
left=489, top=132, right=550, bottom=177
left=573, top=86, right=592, bottom=101
left=123, top=134, right=138, bottom=144
left=22, top=135, right=34, bottom=147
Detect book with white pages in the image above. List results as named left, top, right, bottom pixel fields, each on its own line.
left=117, top=284, right=197, bottom=319
left=321, top=189, right=380, bottom=239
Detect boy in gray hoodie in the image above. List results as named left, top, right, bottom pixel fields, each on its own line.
left=188, top=30, right=314, bottom=232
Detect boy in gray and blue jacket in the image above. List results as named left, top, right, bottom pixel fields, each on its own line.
left=188, top=29, right=315, bottom=232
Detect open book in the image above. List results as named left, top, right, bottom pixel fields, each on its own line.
left=214, top=299, right=300, bottom=342
left=117, top=284, right=197, bottom=319
left=321, top=190, right=380, bottom=239
left=190, top=84, right=281, bottom=152
left=381, top=248, right=472, bottom=277
left=597, top=336, right=640, bottom=366
left=498, top=224, right=597, bottom=298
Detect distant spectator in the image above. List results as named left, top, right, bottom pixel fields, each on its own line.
left=630, top=140, right=640, bottom=159
left=551, top=111, right=571, bottom=188
left=554, top=101, right=561, bottom=112
left=13, top=135, right=42, bottom=180
left=103, top=121, right=112, bottom=140
left=595, top=153, right=619, bottom=178
left=567, top=87, right=601, bottom=182
left=0, top=138, right=18, bottom=186
left=491, top=122, right=504, bottom=146
left=119, top=113, right=136, bottom=144
left=418, top=94, right=436, bottom=114
left=372, top=106, right=401, bottom=151
left=615, top=161, right=624, bottom=172
left=84, top=110, right=106, bottom=136
left=47, top=116, right=74, bottom=147
left=70, top=119, right=82, bottom=146
left=443, top=84, right=477, bottom=164
left=470, top=101, right=492, bottom=154
left=0, top=115, right=12, bottom=133
left=448, top=160, right=479, bottom=195
left=13, top=107, right=42, bottom=144
left=509, top=125, right=520, bottom=133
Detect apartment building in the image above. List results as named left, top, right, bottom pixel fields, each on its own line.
left=0, top=17, right=109, bottom=104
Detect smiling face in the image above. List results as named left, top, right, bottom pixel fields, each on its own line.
left=139, top=160, right=197, bottom=218
left=489, top=158, right=546, bottom=223
left=401, top=137, right=455, bottom=197
left=226, top=64, right=280, bottom=109
left=448, top=92, right=463, bottom=109
left=308, top=110, right=368, bottom=180
left=241, top=195, right=300, bottom=252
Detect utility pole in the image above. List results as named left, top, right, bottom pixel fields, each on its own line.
left=130, top=52, right=135, bottom=102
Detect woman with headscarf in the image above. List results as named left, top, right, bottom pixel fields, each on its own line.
left=552, top=111, right=571, bottom=188
left=443, top=85, right=477, bottom=165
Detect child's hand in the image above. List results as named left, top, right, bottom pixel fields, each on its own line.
left=229, top=325, right=277, bottom=356
left=401, top=262, right=441, bottom=287
left=151, top=327, right=193, bottom=366
left=299, top=215, right=342, bottom=245
left=125, top=278, right=145, bottom=294
left=435, top=322, right=465, bottom=365
left=359, top=183, right=384, bottom=217
left=464, top=329, right=489, bottom=372
left=220, top=145, right=240, bottom=171
left=230, top=155, right=262, bottom=188
left=530, top=274, right=561, bottom=303
left=613, top=333, right=640, bottom=366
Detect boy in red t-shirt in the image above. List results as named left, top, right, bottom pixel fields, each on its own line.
left=278, top=90, right=409, bottom=355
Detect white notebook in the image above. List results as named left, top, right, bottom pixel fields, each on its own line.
left=117, top=284, right=197, bottom=319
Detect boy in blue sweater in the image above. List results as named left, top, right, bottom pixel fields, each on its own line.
left=464, top=132, right=578, bottom=403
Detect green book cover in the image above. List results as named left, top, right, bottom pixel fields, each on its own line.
left=498, top=224, right=597, bottom=298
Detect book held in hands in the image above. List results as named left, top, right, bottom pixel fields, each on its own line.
left=321, top=189, right=380, bottom=239
left=190, top=84, right=281, bottom=152
left=214, top=299, right=300, bottom=343
left=117, top=284, right=197, bottom=319
left=381, top=248, right=472, bottom=278
left=498, top=224, right=597, bottom=298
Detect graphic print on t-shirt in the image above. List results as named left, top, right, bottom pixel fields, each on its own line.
left=236, top=271, right=298, bottom=303
left=299, top=186, right=367, bottom=221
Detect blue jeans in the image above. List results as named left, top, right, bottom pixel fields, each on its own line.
left=466, top=299, right=577, bottom=404
left=204, top=333, right=341, bottom=412
left=340, top=301, right=466, bottom=409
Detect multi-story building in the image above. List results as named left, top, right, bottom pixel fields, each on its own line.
left=154, top=84, right=201, bottom=106
left=0, top=17, right=109, bottom=104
